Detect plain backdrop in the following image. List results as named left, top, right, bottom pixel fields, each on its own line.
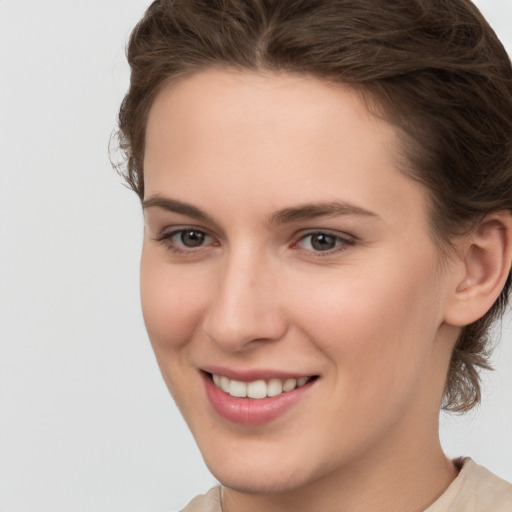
left=0, top=1, right=511, bottom=511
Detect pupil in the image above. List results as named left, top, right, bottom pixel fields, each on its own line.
left=181, top=230, right=205, bottom=247
left=311, top=234, right=336, bottom=251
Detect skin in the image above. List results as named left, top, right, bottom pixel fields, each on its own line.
left=140, top=69, right=471, bottom=512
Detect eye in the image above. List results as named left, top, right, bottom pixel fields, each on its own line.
left=155, top=227, right=216, bottom=254
left=295, top=231, right=354, bottom=253
left=176, top=229, right=208, bottom=248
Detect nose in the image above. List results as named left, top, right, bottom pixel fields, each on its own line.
left=202, top=247, right=288, bottom=352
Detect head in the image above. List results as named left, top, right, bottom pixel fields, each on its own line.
left=116, top=0, right=512, bottom=414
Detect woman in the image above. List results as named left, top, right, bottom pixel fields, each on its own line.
left=115, top=0, right=512, bottom=510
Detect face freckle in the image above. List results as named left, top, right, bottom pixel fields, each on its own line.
left=140, top=69, right=460, bottom=496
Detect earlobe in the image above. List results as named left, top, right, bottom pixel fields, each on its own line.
left=444, top=212, right=512, bottom=327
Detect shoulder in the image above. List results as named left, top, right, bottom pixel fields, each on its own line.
left=180, top=486, right=222, bottom=512
left=461, top=459, right=512, bottom=511
left=426, top=458, right=512, bottom=512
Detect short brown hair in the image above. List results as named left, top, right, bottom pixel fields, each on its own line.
left=115, top=0, right=512, bottom=412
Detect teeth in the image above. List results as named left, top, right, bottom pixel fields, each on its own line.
left=267, top=378, right=283, bottom=397
left=283, top=378, right=297, bottom=392
left=211, top=374, right=312, bottom=399
left=247, top=380, right=267, bottom=399
left=297, top=377, right=308, bottom=386
left=229, top=380, right=247, bottom=398
left=219, top=376, right=230, bottom=393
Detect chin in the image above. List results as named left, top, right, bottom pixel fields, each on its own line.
left=209, top=465, right=312, bottom=495
left=201, top=445, right=328, bottom=495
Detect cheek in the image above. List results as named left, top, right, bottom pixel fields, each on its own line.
left=290, top=256, right=442, bottom=387
left=139, top=248, right=211, bottom=410
left=140, top=248, right=206, bottom=352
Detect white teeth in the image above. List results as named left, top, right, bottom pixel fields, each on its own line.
left=247, top=380, right=267, bottom=399
left=211, top=374, right=312, bottom=399
left=267, top=378, right=283, bottom=397
left=229, top=380, right=247, bottom=398
left=219, top=376, right=230, bottom=393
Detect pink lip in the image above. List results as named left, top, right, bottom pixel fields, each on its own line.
left=201, top=370, right=317, bottom=425
left=202, top=365, right=311, bottom=382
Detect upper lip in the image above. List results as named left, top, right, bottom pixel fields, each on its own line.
left=201, top=366, right=316, bottom=382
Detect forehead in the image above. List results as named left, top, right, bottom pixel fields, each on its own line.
left=143, top=69, right=430, bottom=232
left=146, top=69, right=381, bottom=150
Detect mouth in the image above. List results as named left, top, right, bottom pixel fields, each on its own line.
left=201, top=370, right=319, bottom=424
left=209, top=373, right=316, bottom=399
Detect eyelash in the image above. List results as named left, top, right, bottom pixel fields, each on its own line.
left=154, top=228, right=217, bottom=256
left=293, top=231, right=356, bottom=256
left=154, top=227, right=356, bottom=257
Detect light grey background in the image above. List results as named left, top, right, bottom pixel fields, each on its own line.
left=0, top=1, right=511, bottom=511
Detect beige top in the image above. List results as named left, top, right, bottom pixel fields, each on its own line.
left=180, top=459, right=512, bottom=512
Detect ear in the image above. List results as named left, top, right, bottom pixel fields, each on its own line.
left=443, top=212, right=512, bottom=327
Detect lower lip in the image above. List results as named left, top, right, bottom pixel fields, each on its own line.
left=202, top=372, right=315, bottom=425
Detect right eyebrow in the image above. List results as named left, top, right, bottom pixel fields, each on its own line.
left=142, top=195, right=214, bottom=224
left=269, top=201, right=380, bottom=225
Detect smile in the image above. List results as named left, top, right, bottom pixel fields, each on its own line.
left=202, top=369, right=319, bottom=424
left=211, top=374, right=313, bottom=399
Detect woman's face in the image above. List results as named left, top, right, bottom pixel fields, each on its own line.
left=141, top=70, right=460, bottom=493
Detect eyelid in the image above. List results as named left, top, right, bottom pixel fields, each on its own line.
left=292, top=229, right=356, bottom=255
left=151, top=224, right=356, bottom=257
left=153, top=225, right=218, bottom=254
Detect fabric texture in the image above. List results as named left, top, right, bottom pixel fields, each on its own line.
left=181, top=486, right=221, bottom=512
left=180, top=459, right=512, bottom=512
left=424, top=458, right=512, bottom=512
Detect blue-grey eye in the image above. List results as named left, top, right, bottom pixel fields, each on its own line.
left=179, top=230, right=206, bottom=247
left=308, top=233, right=338, bottom=251
left=296, top=232, right=353, bottom=253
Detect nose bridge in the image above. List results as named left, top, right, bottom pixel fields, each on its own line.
left=202, top=242, right=285, bottom=350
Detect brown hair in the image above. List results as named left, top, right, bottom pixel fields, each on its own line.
left=115, top=0, right=512, bottom=412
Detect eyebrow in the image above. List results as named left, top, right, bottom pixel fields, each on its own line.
left=142, top=195, right=379, bottom=225
left=142, top=196, right=214, bottom=223
left=269, top=201, right=380, bottom=224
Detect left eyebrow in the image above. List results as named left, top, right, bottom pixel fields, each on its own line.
left=269, top=201, right=380, bottom=225
left=142, top=195, right=215, bottom=224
